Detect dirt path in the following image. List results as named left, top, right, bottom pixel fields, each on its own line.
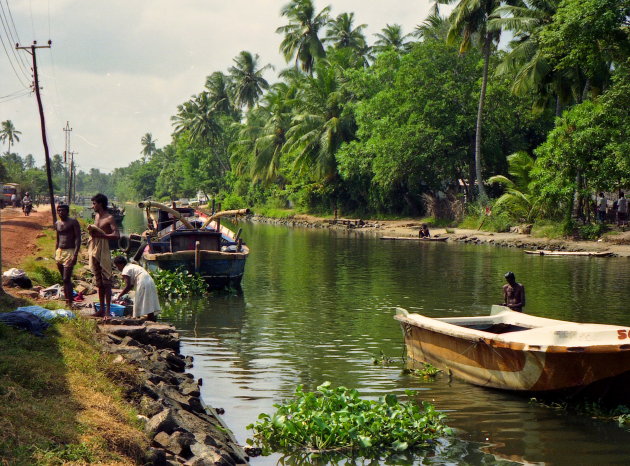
left=1, top=205, right=53, bottom=270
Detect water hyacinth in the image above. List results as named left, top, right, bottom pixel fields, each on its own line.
left=247, top=382, right=452, bottom=457
left=150, top=268, right=206, bottom=297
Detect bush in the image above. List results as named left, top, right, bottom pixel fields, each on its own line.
left=31, top=266, right=62, bottom=287
left=150, top=268, right=207, bottom=297
left=247, top=382, right=451, bottom=457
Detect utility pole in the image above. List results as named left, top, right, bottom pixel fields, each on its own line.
left=16, top=40, right=56, bottom=225
left=63, top=121, right=72, bottom=201
left=67, top=151, right=77, bottom=202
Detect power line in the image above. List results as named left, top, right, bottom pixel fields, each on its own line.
left=2, top=0, right=31, bottom=71
left=0, top=26, right=31, bottom=88
left=0, top=2, right=31, bottom=83
left=0, top=89, right=31, bottom=103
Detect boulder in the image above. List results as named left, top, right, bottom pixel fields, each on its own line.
left=146, top=408, right=178, bottom=435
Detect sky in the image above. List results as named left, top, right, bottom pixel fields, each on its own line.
left=0, top=0, right=441, bottom=173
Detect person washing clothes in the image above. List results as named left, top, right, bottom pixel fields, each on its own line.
left=113, top=256, right=161, bottom=321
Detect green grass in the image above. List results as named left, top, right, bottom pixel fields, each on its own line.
left=530, top=220, right=566, bottom=239
left=252, top=206, right=298, bottom=218
left=0, top=309, right=149, bottom=464
left=458, top=213, right=513, bottom=232
left=417, top=216, right=457, bottom=228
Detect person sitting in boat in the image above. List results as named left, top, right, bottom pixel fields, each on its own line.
left=503, top=272, right=525, bottom=312
left=113, top=256, right=161, bottom=321
left=419, top=224, right=431, bottom=238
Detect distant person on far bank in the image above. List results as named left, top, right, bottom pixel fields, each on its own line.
left=419, top=224, right=431, bottom=238
left=503, top=272, right=525, bottom=312
left=113, top=256, right=161, bottom=321
left=88, top=193, right=120, bottom=319
left=617, top=192, right=628, bottom=227
left=597, top=192, right=607, bottom=223
left=55, top=204, right=81, bottom=309
left=22, top=192, right=32, bottom=216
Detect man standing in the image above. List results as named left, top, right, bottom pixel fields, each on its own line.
left=503, top=272, right=525, bottom=312
left=10, top=192, right=17, bottom=207
left=88, top=193, right=119, bottom=319
left=55, top=204, right=81, bottom=309
left=597, top=192, right=607, bottom=223
left=617, top=192, right=628, bottom=227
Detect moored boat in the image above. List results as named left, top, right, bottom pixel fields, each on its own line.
left=133, top=201, right=250, bottom=290
left=524, top=250, right=613, bottom=257
left=395, top=306, right=630, bottom=394
left=380, top=236, right=448, bottom=242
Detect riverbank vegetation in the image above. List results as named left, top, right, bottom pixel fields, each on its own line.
left=247, top=382, right=451, bottom=459
left=2, top=0, right=628, bottom=234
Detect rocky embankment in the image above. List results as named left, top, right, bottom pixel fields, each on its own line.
left=97, top=320, right=250, bottom=465
left=245, top=214, right=630, bottom=257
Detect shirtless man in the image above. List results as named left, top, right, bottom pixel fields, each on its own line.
left=88, top=193, right=120, bottom=319
left=503, top=271, right=525, bottom=312
left=55, top=204, right=81, bottom=308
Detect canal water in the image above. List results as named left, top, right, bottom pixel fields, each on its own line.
left=122, top=206, right=630, bottom=464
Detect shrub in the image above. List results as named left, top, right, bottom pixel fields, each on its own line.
left=31, top=266, right=62, bottom=287
left=247, top=382, right=451, bottom=458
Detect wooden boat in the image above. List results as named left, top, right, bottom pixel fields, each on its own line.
left=380, top=236, right=449, bottom=242
left=524, top=249, right=613, bottom=257
left=134, top=201, right=250, bottom=290
left=395, top=306, right=630, bottom=394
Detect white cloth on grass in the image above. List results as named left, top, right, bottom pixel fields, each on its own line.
left=121, top=263, right=161, bottom=318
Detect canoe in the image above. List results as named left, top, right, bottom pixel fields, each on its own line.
left=395, top=306, right=630, bottom=394
left=136, top=202, right=249, bottom=290
left=524, top=250, right=613, bottom=257
left=380, top=236, right=449, bottom=242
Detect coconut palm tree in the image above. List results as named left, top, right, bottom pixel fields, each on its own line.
left=489, top=1, right=583, bottom=115
left=283, top=63, right=355, bottom=179
left=228, top=51, right=273, bottom=109
left=445, top=0, right=508, bottom=200
left=276, top=0, right=331, bottom=74
left=373, top=24, right=412, bottom=54
left=0, top=120, right=21, bottom=155
left=205, top=71, right=237, bottom=118
left=140, top=133, right=157, bottom=160
left=325, top=12, right=367, bottom=50
left=414, top=4, right=451, bottom=42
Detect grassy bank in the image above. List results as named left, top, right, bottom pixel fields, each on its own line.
left=0, top=232, right=149, bottom=464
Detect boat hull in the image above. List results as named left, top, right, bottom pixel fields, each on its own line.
left=141, top=250, right=248, bottom=290
left=396, top=310, right=630, bottom=393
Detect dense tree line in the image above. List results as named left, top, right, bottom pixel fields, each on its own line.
left=3, top=0, right=629, bottom=227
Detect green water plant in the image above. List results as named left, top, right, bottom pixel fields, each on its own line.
left=246, top=382, right=451, bottom=457
left=150, top=268, right=207, bottom=297
left=402, top=363, right=441, bottom=378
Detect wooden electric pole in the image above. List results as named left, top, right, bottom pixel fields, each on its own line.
left=16, top=40, right=57, bottom=225
left=63, top=121, right=72, bottom=201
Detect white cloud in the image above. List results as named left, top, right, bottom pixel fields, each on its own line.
left=1, top=1, right=439, bottom=173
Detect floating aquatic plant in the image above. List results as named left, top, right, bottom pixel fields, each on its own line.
left=150, top=268, right=206, bottom=297
left=247, top=382, right=451, bottom=457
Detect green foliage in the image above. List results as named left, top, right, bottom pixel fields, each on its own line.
left=247, top=382, right=451, bottom=457
left=31, top=265, right=62, bottom=287
left=402, top=363, right=442, bottom=379
left=150, top=268, right=207, bottom=297
left=576, top=223, right=607, bottom=240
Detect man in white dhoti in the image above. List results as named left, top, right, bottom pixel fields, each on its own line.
left=113, top=256, right=161, bottom=321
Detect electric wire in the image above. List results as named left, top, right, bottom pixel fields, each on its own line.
left=2, top=0, right=31, bottom=72
left=0, top=89, right=32, bottom=103
left=0, top=5, right=31, bottom=87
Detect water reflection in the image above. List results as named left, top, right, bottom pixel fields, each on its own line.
left=157, top=219, right=630, bottom=465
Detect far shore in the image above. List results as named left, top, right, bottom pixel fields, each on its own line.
left=245, top=214, right=630, bottom=258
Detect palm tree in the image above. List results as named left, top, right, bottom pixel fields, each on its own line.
left=283, top=63, right=355, bottom=179
left=446, top=0, right=507, bottom=200
left=325, top=12, right=367, bottom=50
left=373, top=24, right=412, bottom=54
left=228, top=51, right=273, bottom=109
left=488, top=151, right=539, bottom=221
left=0, top=120, right=22, bottom=155
left=276, top=0, right=331, bottom=74
left=140, top=133, right=157, bottom=160
left=489, top=1, right=581, bottom=115
left=414, top=4, right=451, bottom=42
left=205, top=71, right=237, bottom=117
